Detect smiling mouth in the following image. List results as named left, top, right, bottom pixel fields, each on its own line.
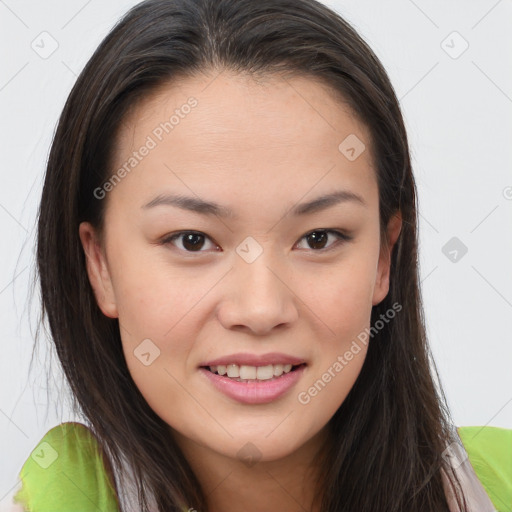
left=202, top=363, right=306, bottom=382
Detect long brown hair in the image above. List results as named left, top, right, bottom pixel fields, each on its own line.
left=36, top=0, right=467, bottom=510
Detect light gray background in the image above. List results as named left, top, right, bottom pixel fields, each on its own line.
left=1, top=0, right=511, bottom=502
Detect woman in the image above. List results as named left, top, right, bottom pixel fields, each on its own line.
left=9, top=0, right=508, bottom=510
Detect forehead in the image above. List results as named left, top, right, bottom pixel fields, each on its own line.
left=108, top=70, right=377, bottom=216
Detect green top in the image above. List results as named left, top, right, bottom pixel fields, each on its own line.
left=13, top=422, right=512, bottom=511
left=14, top=422, right=120, bottom=511
left=457, top=425, right=512, bottom=511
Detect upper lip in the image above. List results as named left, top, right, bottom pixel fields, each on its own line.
left=199, top=352, right=306, bottom=367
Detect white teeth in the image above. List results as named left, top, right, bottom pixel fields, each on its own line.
left=239, top=365, right=257, bottom=380
left=209, top=363, right=299, bottom=380
left=227, top=364, right=240, bottom=378
left=273, top=364, right=284, bottom=377
left=256, top=365, right=274, bottom=380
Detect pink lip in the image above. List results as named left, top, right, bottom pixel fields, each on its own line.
left=199, top=364, right=307, bottom=404
left=199, top=352, right=306, bottom=367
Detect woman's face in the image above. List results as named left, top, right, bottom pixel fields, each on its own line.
left=80, top=70, right=401, bottom=464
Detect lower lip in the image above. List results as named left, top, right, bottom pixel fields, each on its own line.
left=199, top=365, right=306, bottom=404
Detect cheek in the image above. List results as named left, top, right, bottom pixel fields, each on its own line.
left=312, top=278, right=371, bottom=368
left=295, top=291, right=371, bottom=435
left=108, top=251, right=219, bottom=417
left=297, top=343, right=368, bottom=430
left=295, top=251, right=377, bottom=420
left=304, top=254, right=378, bottom=341
left=119, top=302, right=196, bottom=430
left=332, top=278, right=374, bottom=341
left=107, top=238, right=205, bottom=337
left=115, top=274, right=200, bottom=384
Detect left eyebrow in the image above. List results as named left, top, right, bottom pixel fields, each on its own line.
left=141, top=189, right=367, bottom=219
left=290, top=190, right=367, bottom=216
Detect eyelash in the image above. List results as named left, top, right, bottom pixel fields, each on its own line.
left=160, top=229, right=352, bottom=255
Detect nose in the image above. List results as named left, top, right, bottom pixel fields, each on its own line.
left=216, top=254, right=299, bottom=336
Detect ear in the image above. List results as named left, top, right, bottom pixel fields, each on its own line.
left=372, top=212, right=402, bottom=306
left=78, top=222, right=118, bottom=318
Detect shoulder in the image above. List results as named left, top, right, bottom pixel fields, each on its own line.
left=457, top=425, right=512, bottom=511
left=11, top=421, right=120, bottom=512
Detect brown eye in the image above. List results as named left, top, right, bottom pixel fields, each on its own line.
left=306, top=231, right=329, bottom=249
left=181, top=233, right=205, bottom=251
left=296, top=229, right=351, bottom=252
left=162, top=231, right=218, bottom=252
